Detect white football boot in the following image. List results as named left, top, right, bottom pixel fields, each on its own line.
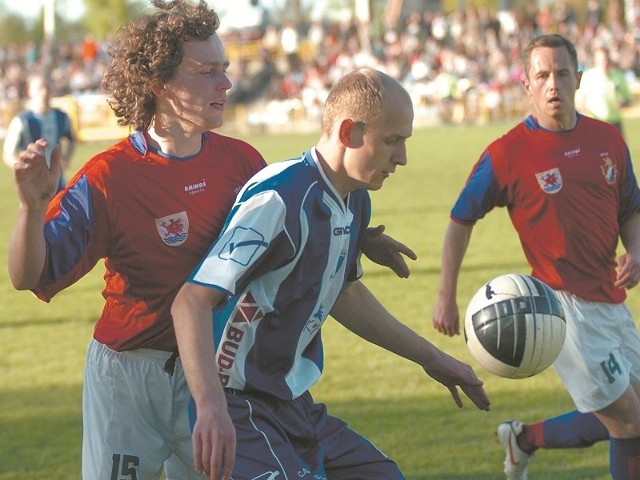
left=496, top=420, right=533, bottom=480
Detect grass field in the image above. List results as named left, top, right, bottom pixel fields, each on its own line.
left=2, top=117, right=640, bottom=479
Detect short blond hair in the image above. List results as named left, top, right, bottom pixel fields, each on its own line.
left=321, top=68, right=404, bottom=136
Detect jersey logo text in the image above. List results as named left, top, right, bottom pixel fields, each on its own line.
left=184, top=178, right=207, bottom=195
left=333, top=226, right=351, bottom=235
left=217, top=291, right=264, bottom=386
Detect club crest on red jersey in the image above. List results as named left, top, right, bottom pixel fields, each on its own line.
left=601, top=156, right=616, bottom=185
left=155, top=211, right=189, bottom=246
left=535, top=168, right=563, bottom=194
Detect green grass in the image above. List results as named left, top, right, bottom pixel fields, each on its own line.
left=2, top=118, right=640, bottom=479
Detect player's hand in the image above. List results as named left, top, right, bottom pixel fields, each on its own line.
left=423, top=350, right=491, bottom=411
left=432, top=295, right=461, bottom=336
left=191, top=403, right=236, bottom=480
left=615, top=252, right=640, bottom=290
left=361, top=224, right=417, bottom=278
left=13, top=139, right=61, bottom=209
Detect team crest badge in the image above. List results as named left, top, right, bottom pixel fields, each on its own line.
left=155, top=211, right=189, bottom=246
left=601, top=156, right=616, bottom=185
left=535, top=168, right=563, bottom=194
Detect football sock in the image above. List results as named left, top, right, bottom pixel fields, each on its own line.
left=521, top=410, right=609, bottom=451
left=610, top=437, right=640, bottom=480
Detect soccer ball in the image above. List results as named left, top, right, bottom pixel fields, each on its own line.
left=464, top=273, right=566, bottom=379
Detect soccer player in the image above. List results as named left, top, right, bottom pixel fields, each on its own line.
left=171, top=67, right=491, bottom=480
left=8, top=2, right=264, bottom=478
left=8, top=3, right=417, bottom=478
left=3, top=73, right=76, bottom=192
left=575, top=46, right=633, bottom=137
left=432, top=34, right=640, bottom=480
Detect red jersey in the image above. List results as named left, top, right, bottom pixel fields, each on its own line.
left=451, top=114, right=640, bottom=303
left=35, top=131, right=266, bottom=351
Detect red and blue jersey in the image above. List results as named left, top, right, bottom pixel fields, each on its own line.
left=34, top=131, right=266, bottom=351
left=188, top=149, right=370, bottom=400
left=452, top=114, right=640, bottom=303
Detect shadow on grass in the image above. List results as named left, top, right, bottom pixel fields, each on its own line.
left=0, top=315, right=93, bottom=329
left=407, top=467, right=609, bottom=480
left=362, top=260, right=530, bottom=278
left=0, top=385, right=610, bottom=480
left=322, top=395, right=610, bottom=480
left=0, top=385, right=82, bottom=479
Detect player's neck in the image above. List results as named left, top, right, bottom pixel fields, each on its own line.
left=534, top=112, right=577, bottom=132
left=146, top=125, right=204, bottom=158
left=314, top=143, right=353, bottom=200
left=29, top=102, right=49, bottom=115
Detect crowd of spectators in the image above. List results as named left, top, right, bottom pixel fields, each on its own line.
left=231, top=0, right=640, bottom=129
left=0, top=34, right=107, bottom=131
left=1, top=0, right=640, bottom=136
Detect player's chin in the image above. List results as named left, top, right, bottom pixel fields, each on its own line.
left=205, top=110, right=225, bottom=128
left=367, top=176, right=388, bottom=191
left=208, top=117, right=225, bottom=130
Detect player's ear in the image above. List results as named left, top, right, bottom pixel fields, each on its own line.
left=338, top=119, right=364, bottom=148
left=575, top=71, right=583, bottom=89
left=521, top=75, right=532, bottom=96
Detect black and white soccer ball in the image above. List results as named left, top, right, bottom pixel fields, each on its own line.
left=464, top=273, right=566, bottom=379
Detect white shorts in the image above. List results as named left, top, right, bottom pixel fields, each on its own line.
left=82, top=339, right=205, bottom=480
left=553, top=291, right=640, bottom=413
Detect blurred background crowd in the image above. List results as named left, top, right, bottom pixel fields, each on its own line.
left=1, top=0, right=639, bottom=138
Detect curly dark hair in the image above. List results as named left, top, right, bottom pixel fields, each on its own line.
left=101, top=0, right=220, bottom=131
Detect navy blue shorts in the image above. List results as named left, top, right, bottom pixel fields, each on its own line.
left=190, top=389, right=404, bottom=480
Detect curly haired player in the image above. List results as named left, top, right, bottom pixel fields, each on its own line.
left=8, top=2, right=417, bottom=478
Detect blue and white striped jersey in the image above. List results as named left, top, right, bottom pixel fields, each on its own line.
left=189, top=148, right=371, bottom=399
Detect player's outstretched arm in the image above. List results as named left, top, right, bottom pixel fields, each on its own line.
left=331, top=280, right=490, bottom=411
left=419, top=347, right=490, bottom=411
left=8, top=140, right=62, bottom=290
left=172, top=283, right=236, bottom=480
left=361, top=224, right=417, bottom=278
left=433, top=221, right=474, bottom=336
